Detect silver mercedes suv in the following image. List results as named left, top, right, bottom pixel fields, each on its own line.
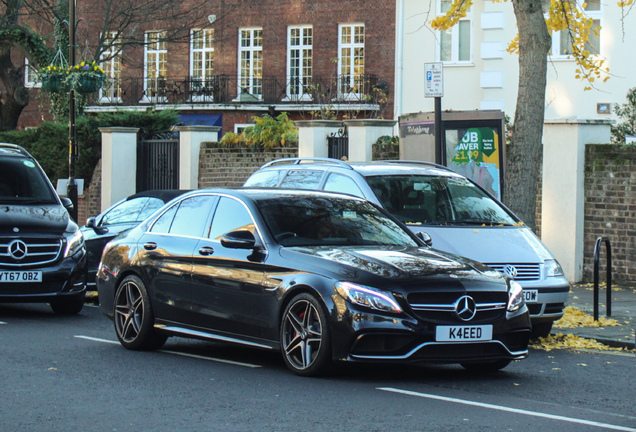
left=244, top=158, right=570, bottom=337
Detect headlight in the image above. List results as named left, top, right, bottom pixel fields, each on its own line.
left=63, top=229, right=85, bottom=258
left=507, top=280, right=525, bottom=312
left=545, top=259, right=564, bottom=277
left=335, top=281, right=402, bottom=314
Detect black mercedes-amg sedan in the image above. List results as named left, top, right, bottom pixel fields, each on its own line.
left=97, top=188, right=531, bottom=376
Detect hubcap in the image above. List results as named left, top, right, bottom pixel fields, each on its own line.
left=282, top=300, right=323, bottom=371
left=115, top=281, right=144, bottom=342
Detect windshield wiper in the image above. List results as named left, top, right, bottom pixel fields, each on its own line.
left=426, top=220, right=515, bottom=226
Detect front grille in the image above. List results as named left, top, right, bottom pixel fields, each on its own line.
left=408, top=291, right=507, bottom=324
left=0, top=236, right=63, bottom=267
left=485, top=263, right=541, bottom=281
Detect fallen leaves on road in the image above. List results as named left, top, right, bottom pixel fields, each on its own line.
left=553, top=306, right=619, bottom=328
left=529, top=333, right=624, bottom=351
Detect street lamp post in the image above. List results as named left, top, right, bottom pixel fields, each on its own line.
left=67, top=0, right=79, bottom=222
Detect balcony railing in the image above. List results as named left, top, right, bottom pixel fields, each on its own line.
left=88, top=74, right=386, bottom=108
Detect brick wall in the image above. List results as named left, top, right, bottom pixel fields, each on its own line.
left=198, top=142, right=299, bottom=188
left=584, top=145, right=636, bottom=284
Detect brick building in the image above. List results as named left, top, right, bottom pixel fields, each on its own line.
left=18, top=0, right=397, bottom=136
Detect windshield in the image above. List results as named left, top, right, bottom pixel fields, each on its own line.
left=0, top=157, right=57, bottom=204
left=366, top=175, right=517, bottom=226
left=256, top=195, right=419, bottom=247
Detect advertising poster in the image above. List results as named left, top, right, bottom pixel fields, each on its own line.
left=446, top=127, right=501, bottom=199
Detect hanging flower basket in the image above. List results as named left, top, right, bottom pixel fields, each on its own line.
left=39, top=66, right=68, bottom=93
left=75, top=74, right=104, bottom=94
left=66, top=61, right=106, bottom=94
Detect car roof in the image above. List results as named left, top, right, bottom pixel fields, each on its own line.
left=188, top=187, right=364, bottom=202
left=0, top=143, right=33, bottom=158
left=258, top=158, right=462, bottom=178
left=126, top=189, right=190, bottom=202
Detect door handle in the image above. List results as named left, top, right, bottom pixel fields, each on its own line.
left=198, top=246, right=215, bottom=256
left=143, top=242, right=158, bottom=251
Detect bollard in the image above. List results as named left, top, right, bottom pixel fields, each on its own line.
left=593, top=236, right=612, bottom=321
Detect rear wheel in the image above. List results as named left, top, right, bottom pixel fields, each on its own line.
left=50, top=293, right=85, bottom=315
left=280, top=293, right=332, bottom=376
left=461, top=359, right=511, bottom=373
left=114, top=275, right=167, bottom=350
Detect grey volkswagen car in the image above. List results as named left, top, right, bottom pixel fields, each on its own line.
left=244, top=158, right=570, bottom=337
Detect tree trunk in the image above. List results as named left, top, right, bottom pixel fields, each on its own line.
left=505, top=0, right=552, bottom=231
left=0, top=47, right=29, bottom=131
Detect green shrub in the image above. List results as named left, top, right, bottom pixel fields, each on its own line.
left=220, top=112, right=298, bottom=150
left=0, top=109, right=179, bottom=185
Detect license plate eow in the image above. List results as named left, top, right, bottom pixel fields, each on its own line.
left=524, top=289, right=538, bottom=303
left=436, top=325, right=493, bottom=342
left=0, top=271, right=42, bottom=283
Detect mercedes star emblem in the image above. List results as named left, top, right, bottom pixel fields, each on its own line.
left=8, top=239, right=28, bottom=260
left=455, top=295, right=477, bottom=321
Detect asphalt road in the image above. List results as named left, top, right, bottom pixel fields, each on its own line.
left=1, top=303, right=634, bottom=432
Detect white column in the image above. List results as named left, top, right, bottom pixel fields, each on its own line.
left=176, top=125, right=221, bottom=189
left=99, top=127, right=139, bottom=212
left=295, top=120, right=341, bottom=158
left=542, top=119, right=612, bottom=282
left=344, top=119, right=397, bottom=162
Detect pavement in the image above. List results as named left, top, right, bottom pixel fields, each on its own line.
left=551, top=283, right=636, bottom=350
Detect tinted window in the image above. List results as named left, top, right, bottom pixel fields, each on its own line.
left=323, top=173, right=364, bottom=198
left=137, top=197, right=169, bottom=221
left=149, top=204, right=178, bottom=234
left=170, top=195, right=215, bottom=237
left=209, top=197, right=256, bottom=240
left=101, top=197, right=149, bottom=225
left=280, top=170, right=323, bottom=189
left=243, top=170, right=285, bottom=187
left=366, top=175, right=516, bottom=226
left=257, top=195, right=418, bottom=247
left=0, top=157, right=56, bottom=203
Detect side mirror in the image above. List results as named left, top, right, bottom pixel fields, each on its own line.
left=221, top=230, right=256, bottom=250
left=60, top=197, right=73, bottom=211
left=86, top=216, right=109, bottom=234
left=416, top=231, right=433, bottom=247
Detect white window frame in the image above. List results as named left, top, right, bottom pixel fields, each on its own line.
left=24, top=58, right=41, bottom=88
left=285, top=25, right=313, bottom=101
left=550, top=0, right=602, bottom=60
left=234, top=123, right=255, bottom=134
left=190, top=28, right=215, bottom=102
left=436, top=0, right=473, bottom=64
left=338, top=23, right=365, bottom=98
left=99, top=32, right=123, bottom=103
left=236, top=27, right=263, bottom=101
left=142, top=30, right=168, bottom=103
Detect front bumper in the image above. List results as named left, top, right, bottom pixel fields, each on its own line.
left=330, top=299, right=531, bottom=364
left=0, top=253, right=87, bottom=303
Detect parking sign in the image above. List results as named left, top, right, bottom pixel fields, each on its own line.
left=425, top=62, right=443, bottom=98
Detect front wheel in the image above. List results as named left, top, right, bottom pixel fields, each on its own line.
left=280, top=293, right=332, bottom=377
left=531, top=322, right=553, bottom=339
left=114, top=275, right=167, bottom=350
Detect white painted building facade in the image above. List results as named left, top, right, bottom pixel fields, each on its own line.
left=394, top=0, right=636, bottom=122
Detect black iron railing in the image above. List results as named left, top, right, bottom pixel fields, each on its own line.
left=86, top=74, right=385, bottom=108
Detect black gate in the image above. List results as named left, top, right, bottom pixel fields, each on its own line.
left=328, top=125, right=348, bottom=159
left=137, top=134, right=179, bottom=192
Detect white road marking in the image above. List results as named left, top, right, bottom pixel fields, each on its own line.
left=377, top=387, right=636, bottom=432
left=74, top=335, right=262, bottom=368
left=0, top=321, right=6, bottom=324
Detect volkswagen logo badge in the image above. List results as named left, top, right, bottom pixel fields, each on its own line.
left=503, top=264, right=518, bottom=278
left=8, top=239, right=28, bottom=260
left=454, top=295, right=476, bottom=321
